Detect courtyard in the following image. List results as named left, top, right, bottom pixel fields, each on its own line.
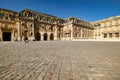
left=0, top=41, right=120, bottom=80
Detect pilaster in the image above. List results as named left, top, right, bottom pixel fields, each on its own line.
left=112, top=33, right=115, bottom=39
left=107, top=33, right=109, bottom=39
left=41, top=33, right=44, bottom=41
left=48, top=33, right=50, bottom=41
left=81, top=28, right=83, bottom=38
left=32, top=22, right=35, bottom=41
left=17, top=22, right=21, bottom=41
left=0, top=29, right=2, bottom=41
left=70, top=24, right=73, bottom=40
left=54, top=25, right=58, bottom=40
left=11, top=29, right=14, bottom=42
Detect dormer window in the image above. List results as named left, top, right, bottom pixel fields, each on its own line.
left=0, top=13, right=4, bottom=17
left=24, top=13, right=27, bottom=16
left=0, top=13, right=4, bottom=19
left=70, top=18, right=74, bottom=23
left=94, top=23, right=101, bottom=27
left=65, top=20, right=68, bottom=23
left=9, top=15, right=15, bottom=20
left=47, top=17, right=50, bottom=22
left=77, top=20, right=79, bottom=24
left=28, top=12, right=32, bottom=17
left=31, top=14, right=36, bottom=18
left=53, top=19, right=56, bottom=23
left=40, top=16, right=44, bottom=21
left=98, top=23, right=101, bottom=26
left=36, top=16, right=39, bottom=20
left=18, top=13, right=22, bottom=17
left=60, top=20, right=65, bottom=24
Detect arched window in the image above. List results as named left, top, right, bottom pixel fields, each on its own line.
left=44, top=33, right=48, bottom=41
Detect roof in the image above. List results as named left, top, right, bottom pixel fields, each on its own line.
left=22, top=8, right=58, bottom=18
left=0, top=8, right=17, bottom=14
left=91, top=15, right=120, bottom=23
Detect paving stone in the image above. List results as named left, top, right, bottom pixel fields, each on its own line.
left=0, top=41, right=120, bottom=80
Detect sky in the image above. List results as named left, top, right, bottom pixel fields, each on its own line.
left=0, top=0, right=120, bottom=22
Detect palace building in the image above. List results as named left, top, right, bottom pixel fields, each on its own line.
left=0, top=8, right=120, bottom=42
left=92, top=16, right=120, bottom=39
left=0, top=8, right=94, bottom=41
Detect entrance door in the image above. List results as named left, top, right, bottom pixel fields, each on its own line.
left=3, top=32, right=11, bottom=41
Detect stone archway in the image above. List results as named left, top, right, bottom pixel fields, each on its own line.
left=44, top=33, right=48, bottom=41
left=35, top=32, right=41, bottom=41
left=50, top=33, right=54, bottom=41
left=3, top=32, right=11, bottom=41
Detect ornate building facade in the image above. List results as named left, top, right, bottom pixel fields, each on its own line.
left=0, top=8, right=94, bottom=41
left=92, top=16, right=120, bottom=39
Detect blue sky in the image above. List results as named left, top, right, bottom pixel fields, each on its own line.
left=1, top=0, right=120, bottom=22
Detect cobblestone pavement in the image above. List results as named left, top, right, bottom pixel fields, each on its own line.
left=0, top=41, right=120, bottom=80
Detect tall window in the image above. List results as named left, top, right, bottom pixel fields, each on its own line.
left=51, top=26, right=53, bottom=31
left=104, top=34, right=107, bottom=38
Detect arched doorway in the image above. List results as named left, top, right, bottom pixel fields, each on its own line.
left=44, top=33, right=48, bottom=41
left=3, top=32, right=11, bottom=41
left=35, top=33, right=41, bottom=41
left=50, top=33, right=54, bottom=41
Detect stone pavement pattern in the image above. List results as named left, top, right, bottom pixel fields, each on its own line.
left=0, top=41, right=120, bottom=80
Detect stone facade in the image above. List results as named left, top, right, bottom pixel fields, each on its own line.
left=0, top=8, right=94, bottom=41
left=92, top=16, right=120, bottom=39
